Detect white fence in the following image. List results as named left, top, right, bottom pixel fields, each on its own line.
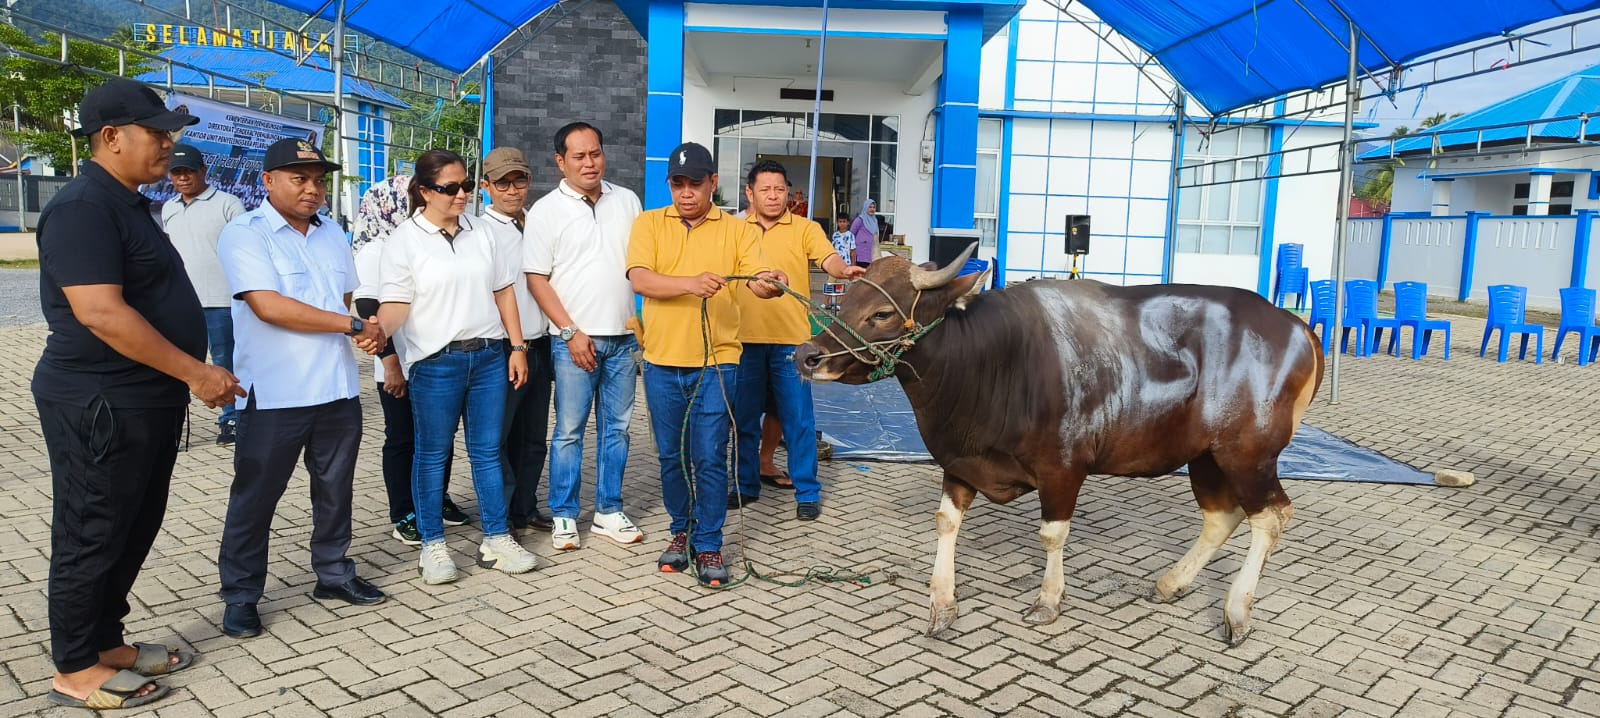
left=1470, top=217, right=1574, bottom=309
left=1357, top=213, right=1592, bottom=313
left=1344, top=218, right=1382, bottom=281
left=1386, top=217, right=1468, bottom=301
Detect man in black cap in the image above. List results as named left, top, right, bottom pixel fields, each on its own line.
left=37, top=79, right=244, bottom=710
left=161, top=144, right=247, bottom=444
left=215, top=137, right=387, bottom=640
left=624, top=141, right=786, bottom=588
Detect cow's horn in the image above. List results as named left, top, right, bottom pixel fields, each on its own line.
left=909, top=242, right=978, bottom=290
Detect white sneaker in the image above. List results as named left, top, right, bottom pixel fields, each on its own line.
left=551, top=518, right=580, bottom=551
left=477, top=535, right=539, bottom=574
left=418, top=540, right=458, bottom=585
left=592, top=511, right=644, bottom=545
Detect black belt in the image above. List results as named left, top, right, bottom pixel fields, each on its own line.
left=435, top=337, right=497, bottom=355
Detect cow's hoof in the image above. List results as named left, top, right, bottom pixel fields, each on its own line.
left=927, top=602, right=959, bottom=636
left=1148, top=581, right=1187, bottom=604
left=1022, top=600, right=1060, bottom=625
left=1223, top=618, right=1251, bottom=646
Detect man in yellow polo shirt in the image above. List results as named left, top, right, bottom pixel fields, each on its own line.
left=625, top=141, right=786, bottom=588
left=730, top=160, right=864, bottom=520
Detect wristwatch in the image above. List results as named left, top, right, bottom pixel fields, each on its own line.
left=510, top=342, right=528, bottom=352
left=559, top=325, right=578, bottom=342
left=347, top=317, right=364, bottom=336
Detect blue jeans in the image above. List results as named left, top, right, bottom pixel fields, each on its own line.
left=548, top=335, right=638, bottom=520
left=735, top=344, right=821, bottom=503
left=204, top=307, right=238, bottom=424
left=408, top=343, right=510, bottom=543
left=643, top=362, right=736, bottom=553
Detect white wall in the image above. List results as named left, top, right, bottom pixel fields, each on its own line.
left=1389, top=145, right=1600, bottom=215
left=682, top=76, right=937, bottom=261
left=1275, top=126, right=1345, bottom=283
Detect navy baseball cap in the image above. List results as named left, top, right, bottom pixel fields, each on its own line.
left=169, top=144, right=205, bottom=171
left=72, top=79, right=198, bottom=138
left=666, top=142, right=715, bottom=181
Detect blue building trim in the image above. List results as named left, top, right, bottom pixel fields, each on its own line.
left=644, top=0, right=686, bottom=210
left=1574, top=209, right=1596, bottom=288
left=1377, top=213, right=1394, bottom=289
left=1420, top=166, right=1597, bottom=180
left=1459, top=211, right=1490, bottom=301
left=978, top=108, right=1377, bottom=130
left=1256, top=124, right=1284, bottom=297
left=994, top=16, right=1018, bottom=287
left=931, top=8, right=982, bottom=230
left=682, top=26, right=945, bottom=40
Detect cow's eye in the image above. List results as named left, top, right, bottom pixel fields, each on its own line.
left=871, top=310, right=895, bottom=322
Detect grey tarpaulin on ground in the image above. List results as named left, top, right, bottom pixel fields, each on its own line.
left=811, top=380, right=1436, bottom=485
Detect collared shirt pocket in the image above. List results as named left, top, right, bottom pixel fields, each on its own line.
left=270, top=247, right=313, bottom=300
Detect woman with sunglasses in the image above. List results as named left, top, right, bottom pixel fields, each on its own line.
left=377, top=149, right=537, bottom=584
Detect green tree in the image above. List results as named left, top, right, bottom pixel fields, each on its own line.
left=0, top=25, right=152, bottom=173
left=386, top=85, right=481, bottom=168
left=1356, top=113, right=1462, bottom=204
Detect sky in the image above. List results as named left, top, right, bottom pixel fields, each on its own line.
left=1355, top=10, right=1600, bottom=138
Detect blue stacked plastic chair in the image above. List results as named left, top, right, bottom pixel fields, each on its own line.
left=1479, top=284, right=1545, bottom=364
left=1306, top=279, right=1336, bottom=354
left=1551, top=287, right=1600, bottom=366
left=1272, top=244, right=1309, bottom=311
left=1371, top=281, right=1451, bottom=360
left=1340, top=279, right=1395, bottom=357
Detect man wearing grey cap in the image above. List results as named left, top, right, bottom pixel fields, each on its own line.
left=214, top=137, right=389, bottom=641
left=161, top=144, right=246, bottom=444
left=37, top=78, right=242, bottom=710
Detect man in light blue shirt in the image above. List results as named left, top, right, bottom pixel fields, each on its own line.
left=214, top=138, right=388, bottom=640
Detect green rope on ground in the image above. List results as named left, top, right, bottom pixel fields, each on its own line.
left=666, top=273, right=910, bottom=590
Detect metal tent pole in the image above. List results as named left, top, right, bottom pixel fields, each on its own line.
left=1328, top=19, right=1359, bottom=404
left=331, top=0, right=347, bottom=225
left=804, top=0, right=830, bottom=222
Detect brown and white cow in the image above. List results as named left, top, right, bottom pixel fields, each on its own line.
left=795, top=245, right=1322, bottom=643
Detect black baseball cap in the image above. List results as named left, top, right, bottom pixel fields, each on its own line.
left=262, top=137, right=339, bottom=172
left=72, top=79, right=198, bottom=138
left=169, top=144, right=205, bottom=171
left=666, top=142, right=715, bottom=181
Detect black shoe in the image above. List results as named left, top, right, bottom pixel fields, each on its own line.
left=312, top=576, right=386, bottom=606
left=526, top=511, right=553, bottom=532
left=216, top=419, right=237, bottom=446
left=796, top=502, right=821, bottom=521
left=392, top=514, right=421, bottom=546
left=695, top=551, right=730, bottom=588
left=441, top=497, right=469, bottom=526
left=728, top=492, right=758, bottom=509
left=222, top=603, right=261, bottom=639
left=658, top=532, right=690, bottom=573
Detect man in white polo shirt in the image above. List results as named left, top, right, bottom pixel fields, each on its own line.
left=525, top=122, right=644, bottom=551
left=215, top=138, right=388, bottom=640
left=479, top=146, right=554, bottom=535
left=161, top=144, right=246, bottom=444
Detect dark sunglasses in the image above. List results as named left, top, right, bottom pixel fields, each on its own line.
left=491, top=176, right=530, bottom=190
left=422, top=179, right=475, bottom=196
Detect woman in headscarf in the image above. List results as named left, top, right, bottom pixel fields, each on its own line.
left=849, top=199, right=879, bottom=268
left=350, top=174, right=462, bottom=547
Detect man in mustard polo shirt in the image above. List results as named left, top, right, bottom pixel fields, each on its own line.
left=626, top=142, right=787, bottom=588
left=730, top=161, right=864, bottom=520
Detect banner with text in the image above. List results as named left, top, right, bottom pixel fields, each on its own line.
left=144, top=93, right=325, bottom=211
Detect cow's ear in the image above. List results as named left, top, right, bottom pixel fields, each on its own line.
left=951, top=268, right=990, bottom=310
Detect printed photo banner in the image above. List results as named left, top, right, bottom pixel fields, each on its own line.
left=144, top=92, right=325, bottom=211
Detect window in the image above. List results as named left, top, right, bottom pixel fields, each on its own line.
left=1176, top=127, right=1267, bottom=255
left=1513, top=179, right=1575, bottom=215
left=713, top=110, right=898, bottom=227
left=974, top=119, right=1002, bottom=248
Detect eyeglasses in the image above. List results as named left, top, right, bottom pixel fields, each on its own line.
left=422, top=180, right=475, bottom=196
left=491, top=176, right=530, bottom=190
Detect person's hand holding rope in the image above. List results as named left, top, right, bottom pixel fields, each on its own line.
left=749, top=269, right=789, bottom=299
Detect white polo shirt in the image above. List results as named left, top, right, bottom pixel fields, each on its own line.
left=218, top=201, right=360, bottom=410
left=381, top=213, right=517, bottom=376
left=161, top=185, right=245, bottom=308
left=480, top=205, right=548, bottom=340
left=353, top=238, right=409, bottom=378
left=523, top=179, right=642, bottom=336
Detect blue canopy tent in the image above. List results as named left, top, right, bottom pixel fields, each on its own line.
left=264, top=0, right=1600, bottom=397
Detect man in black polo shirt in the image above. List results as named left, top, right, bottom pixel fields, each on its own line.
left=35, top=79, right=243, bottom=710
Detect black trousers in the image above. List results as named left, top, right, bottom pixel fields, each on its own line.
left=217, top=397, right=360, bottom=605
left=502, top=336, right=554, bottom=527
left=37, top=396, right=183, bottom=674
left=377, top=385, right=453, bottom=524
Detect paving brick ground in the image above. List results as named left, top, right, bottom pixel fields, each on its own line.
left=1, top=313, right=1597, bottom=717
